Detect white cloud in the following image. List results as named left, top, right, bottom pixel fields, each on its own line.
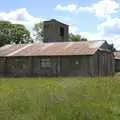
left=79, top=31, right=120, bottom=50
left=79, top=0, right=119, bottom=18
left=69, top=25, right=79, bottom=34
left=79, top=32, right=103, bottom=40
left=55, top=4, right=77, bottom=12
left=96, top=16, right=120, bottom=49
left=79, top=16, right=120, bottom=50
left=98, top=17, right=120, bottom=36
left=55, top=0, right=120, bottom=18
left=0, top=8, right=44, bottom=31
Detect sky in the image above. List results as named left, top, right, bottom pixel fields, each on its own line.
left=0, top=0, right=120, bottom=49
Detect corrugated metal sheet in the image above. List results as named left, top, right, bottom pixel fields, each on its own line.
left=0, top=40, right=105, bottom=57
left=0, top=44, right=26, bottom=57
left=114, top=52, right=120, bottom=59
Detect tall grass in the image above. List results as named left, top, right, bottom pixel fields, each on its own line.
left=0, top=77, right=120, bottom=120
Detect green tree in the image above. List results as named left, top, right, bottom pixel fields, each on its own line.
left=33, top=22, right=44, bottom=42
left=69, top=33, right=87, bottom=42
left=0, top=21, right=12, bottom=46
left=0, top=21, right=32, bottom=47
left=11, top=24, right=32, bottom=44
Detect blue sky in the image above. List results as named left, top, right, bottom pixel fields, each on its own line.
left=0, top=0, right=120, bottom=49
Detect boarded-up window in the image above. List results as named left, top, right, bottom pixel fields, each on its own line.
left=72, top=59, right=81, bottom=65
left=12, top=59, right=26, bottom=69
left=60, top=27, right=64, bottom=37
left=40, top=58, right=51, bottom=68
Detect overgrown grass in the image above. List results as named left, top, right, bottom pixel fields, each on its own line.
left=0, top=77, right=120, bottom=120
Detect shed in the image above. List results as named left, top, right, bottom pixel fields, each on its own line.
left=0, top=40, right=115, bottom=77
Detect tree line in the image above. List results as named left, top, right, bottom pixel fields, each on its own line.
left=0, top=20, right=87, bottom=47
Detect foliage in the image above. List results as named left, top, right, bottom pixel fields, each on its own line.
left=33, top=22, right=44, bottom=42
left=11, top=24, right=32, bottom=44
left=0, top=21, right=32, bottom=47
left=69, top=33, right=87, bottom=42
left=0, top=76, right=120, bottom=120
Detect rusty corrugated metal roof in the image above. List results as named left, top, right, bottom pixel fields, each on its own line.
left=114, top=52, right=120, bottom=59
left=0, top=40, right=105, bottom=57
left=0, top=44, right=27, bottom=57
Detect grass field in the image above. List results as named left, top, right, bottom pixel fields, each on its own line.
left=0, top=76, right=120, bottom=120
